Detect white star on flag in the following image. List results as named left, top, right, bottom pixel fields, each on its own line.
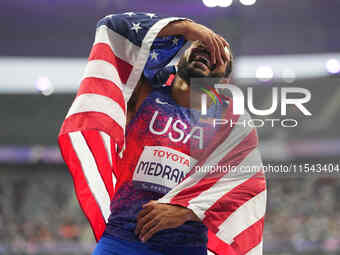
left=146, top=13, right=156, bottom=19
left=172, top=37, right=179, bottom=45
left=124, top=12, right=136, bottom=16
left=131, top=23, right=142, bottom=33
left=150, top=51, right=159, bottom=61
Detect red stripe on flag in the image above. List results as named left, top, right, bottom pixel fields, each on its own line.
left=58, top=134, right=106, bottom=241
left=59, top=112, right=124, bottom=150
left=89, top=43, right=132, bottom=84
left=170, top=129, right=258, bottom=208
left=82, top=130, right=115, bottom=199
left=207, top=230, right=237, bottom=255
left=203, top=172, right=266, bottom=233
left=77, top=77, right=126, bottom=114
left=231, top=218, right=264, bottom=255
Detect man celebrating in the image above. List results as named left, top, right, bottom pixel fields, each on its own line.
left=59, top=12, right=266, bottom=255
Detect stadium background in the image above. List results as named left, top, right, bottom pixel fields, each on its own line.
left=1, top=0, right=340, bottom=254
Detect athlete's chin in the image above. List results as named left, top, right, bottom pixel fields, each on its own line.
left=187, top=67, right=210, bottom=79
left=177, top=61, right=211, bottom=87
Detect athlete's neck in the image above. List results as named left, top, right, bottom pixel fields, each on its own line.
left=171, top=75, right=203, bottom=110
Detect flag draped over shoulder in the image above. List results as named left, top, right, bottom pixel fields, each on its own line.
left=58, top=12, right=188, bottom=242
left=58, top=12, right=266, bottom=255
left=157, top=99, right=266, bottom=255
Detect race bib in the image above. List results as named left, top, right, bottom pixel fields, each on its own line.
left=133, top=146, right=197, bottom=194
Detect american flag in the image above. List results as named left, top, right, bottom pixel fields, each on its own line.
left=58, top=12, right=266, bottom=255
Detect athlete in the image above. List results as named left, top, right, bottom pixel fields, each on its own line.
left=59, top=12, right=265, bottom=255
left=91, top=15, right=231, bottom=255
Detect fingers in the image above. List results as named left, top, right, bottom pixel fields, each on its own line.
left=219, top=35, right=230, bottom=48
left=220, top=36, right=231, bottom=63
left=138, top=217, right=160, bottom=241
left=135, top=210, right=155, bottom=236
left=140, top=221, right=163, bottom=243
left=135, top=205, right=154, bottom=235
left=206, top=36, right=216, bottom=65
left=187, top=22, right=230, bottom=65
left=137, top=204, right=154, bottom=221
left=135, top=206, right=155, bottom=235
left=213, top=37, right=223, bottom=64
left=216, top=36, right=228, bottom=63
left=208, top=33, right=230, bottom=65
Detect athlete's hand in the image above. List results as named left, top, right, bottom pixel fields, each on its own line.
left=135, top=200, right=200, bottom=242
left=184, top=21, right=229, bottom=65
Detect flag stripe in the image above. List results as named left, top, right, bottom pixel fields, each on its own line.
left=66, top=93, right=125, bottom=129
left=82, top=130, right=115, bottom=199
left=170, top=136, right=256, bottom=211
left=168, top=118, right=256, bottom=207
left=231, top=218, right=264, bottom=255
left=207, top=230, right=237, bottom=255
left=94, top=25, right=139, bottom=64
left=89, top=43, right=133, bottom=84
left=216, top=190, right=266, bottom=244
left=100, top=131, right=113, bottom=167
left=82, top=60, right=125, bottom=91
left=187, top=176, right=248, bottom=221
left=203, top=171, right=265, bottom=233
left=60, top=112, right=124, bottom=148
left=99, top=132, right=117, bottom=189
left=77, top=77, right=126, bottom=114
left=69, top=131, right=112, bottom=222
left=188, top=148, right=263, bottom=220
left=58, top=134, right=106, bottom=241
left=244, top=240, right=263, bottom=255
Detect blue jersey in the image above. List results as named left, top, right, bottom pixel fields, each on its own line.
left=104, top=87, right=227, bottom=250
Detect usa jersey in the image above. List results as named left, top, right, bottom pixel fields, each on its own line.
left=104, top=86, right=228, bottom=250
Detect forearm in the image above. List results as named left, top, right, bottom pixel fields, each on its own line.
left=157, top=19, right=193, bottom=38
left=157, top=18, right=229, bottom=64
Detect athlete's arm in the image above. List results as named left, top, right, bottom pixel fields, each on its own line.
left=126, top=77, right=152, bottom=125
left=158, top=20, right=229, bottom=65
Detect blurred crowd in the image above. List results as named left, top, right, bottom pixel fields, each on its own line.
left=0, top=165, right=339, bottom=254
left=264, top=176, right=340, bottom=254
left=0, top=166, right=94, bottom=254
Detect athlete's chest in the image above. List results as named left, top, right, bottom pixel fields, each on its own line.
left=118, top=90, right=227, bottom=191
left=126, top=90, right=205, bottom=153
